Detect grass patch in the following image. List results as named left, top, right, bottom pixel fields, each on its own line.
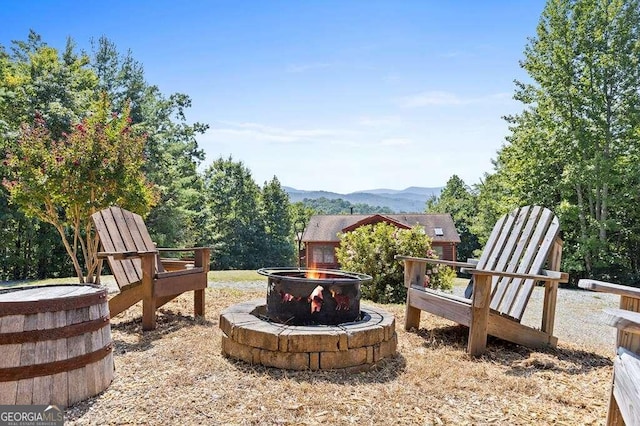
left=0, top=276, right=86, bottom=289
left=2, top=270, right=264, bottom=288
left=208, top=269, right=263, bottom=282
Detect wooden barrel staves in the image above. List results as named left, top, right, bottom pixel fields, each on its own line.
left=0, top=285, right=114, bottom=407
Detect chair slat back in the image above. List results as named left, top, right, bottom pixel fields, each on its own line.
left=92, top=206, right=160, bottom=289
left=476, top=206, right=560, bottom=320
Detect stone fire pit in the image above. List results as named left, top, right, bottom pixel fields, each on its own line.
left=219, top=268, right=397, bottom=371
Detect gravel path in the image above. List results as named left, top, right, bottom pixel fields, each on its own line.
left=524, top=285, right=619, bottom=351
left=450, top=283, right=619, bottom=352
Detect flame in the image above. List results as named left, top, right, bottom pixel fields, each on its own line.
left=307, top=266, right=321, bottom=279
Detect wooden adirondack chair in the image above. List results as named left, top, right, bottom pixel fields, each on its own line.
left=92, top=206, right=210, bottom=330
left=578, top=279, right=640, bottom=425
left=396, top=205, right=568, bottom=356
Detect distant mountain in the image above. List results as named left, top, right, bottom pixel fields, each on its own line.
left=283, top=186, right=442, bottom=213
left=352, top=188, right=402, bottom=195
left=352, top=186, right=438, bottom=196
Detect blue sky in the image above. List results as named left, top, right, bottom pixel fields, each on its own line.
left=1, top=1, right=545, bottom=194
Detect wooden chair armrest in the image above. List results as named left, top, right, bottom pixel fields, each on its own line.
left=157, top=247, right=210, bottom=270
left=97, top=251, right=156, bottom=259
left=157, top=247, right=210, bottom=253
left=460, top=258, right=479, bottom=274
left=602, top=308, right=640, bottom=335
left=396, top=255, right=567, bottom=283
left=395, top=255, right=477, bottom=269
left=578, top=279, right=640, bottom=299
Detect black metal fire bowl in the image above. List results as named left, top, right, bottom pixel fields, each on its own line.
left=257, top=267, right=372, bottom=326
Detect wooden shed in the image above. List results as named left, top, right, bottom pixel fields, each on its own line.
left=301, top=214, right=460, bottom=269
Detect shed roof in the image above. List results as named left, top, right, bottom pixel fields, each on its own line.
left=302, top=214, right=461, bottom=243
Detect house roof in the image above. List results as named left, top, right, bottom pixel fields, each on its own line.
left=302, top=214, right=461, bottom=243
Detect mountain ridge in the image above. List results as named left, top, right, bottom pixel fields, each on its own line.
left=283, top=186, right=443, bottom=213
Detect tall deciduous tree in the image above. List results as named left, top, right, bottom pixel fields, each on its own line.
left=261, top=177, right=295, bottom=266
left=0, top=31, right=98, bottom=280
left=0, top=32, right=208, bottom=280
left=426, top=175, right=481, bottom=261
left=202, top=156, right=266, bottom=269
left=3, top=97, right=156, bottom=282
left=489, top=0, right=640, bottom=281
left=88, top=37, right=209, bottom=248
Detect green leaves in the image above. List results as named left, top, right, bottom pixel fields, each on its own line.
left=486, top=0, right=640, bottom=282
left=3, top=96, right=156, bottom=281
left=0, top=32, right=208, bottom=280
left=336, top=222, right=454, bottom=304
left=261, top=177, right=295, bottom=266
left=426, top=175, right=481, bottom=260
left=202, top=157, right=267, bottom=270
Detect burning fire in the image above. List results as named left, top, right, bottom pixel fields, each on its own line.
left=306, top=267, right=322, bottom=279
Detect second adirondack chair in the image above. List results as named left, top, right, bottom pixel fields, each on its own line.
left=397, top=205, right=568, bottom=356
left=92, top=206, right=210, bottom=330
left=578, top=279, right=640, bottom=425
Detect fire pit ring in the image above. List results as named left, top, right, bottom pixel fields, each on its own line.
left=220, top=300, right=397, bottom=371
left=257, top=267, right=372, bottom=325
left=219, top=267, right=397, bottom=371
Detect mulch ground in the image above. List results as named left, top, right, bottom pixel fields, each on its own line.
left=64, top=287, right=613, bottom=425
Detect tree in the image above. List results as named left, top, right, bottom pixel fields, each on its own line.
left=261, top=177, right=295, bottom=266
left=289, top=201, right=316, bottom=267
left=0, top=32, right=208, bottom=280
left=0, top=32, right=99, bottom=280
left=202, top=157, right=265, bottom=269
left=88, top=37, right=209, bottom=248
left=335, top=222, right=455, bottom=303
left=487, top=0, right=640, bottom=282
left=426, top=175, right=481, bottom=261
left=300, top=197, right=393, bottom=215
left=3, top=96, right=156, bottom=282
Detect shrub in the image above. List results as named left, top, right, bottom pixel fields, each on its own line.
left=335, top=222, right=454, bottom=303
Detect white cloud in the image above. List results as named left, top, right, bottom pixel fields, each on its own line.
left=206, top=121, right=357, bottom=145
left=384, top=73, right=401, bottom=83
left=378, top=138, right=412, bottom=147
left=286, top=62, right=332, bottom=73
left=356, top=115, right=402, bottom=127
left=398, top=91, right=512, bottom=108
left=439, top=51, right=464, bottom=58
left=398, top=91, right=464, bottom=107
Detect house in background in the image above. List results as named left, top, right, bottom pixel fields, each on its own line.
left=300, top=214, right=460, bottom=269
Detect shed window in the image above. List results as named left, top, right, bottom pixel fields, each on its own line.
left=434, top=228, right=444, bottom=236
left=312, top=246, right=335, bottom=264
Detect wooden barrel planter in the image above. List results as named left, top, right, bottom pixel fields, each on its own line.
left=0, top=285, right=114, bottom=407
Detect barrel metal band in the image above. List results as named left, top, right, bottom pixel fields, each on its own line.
left=0, top=345, right=113, bottom=382
left=0, top=315, right=110, bottom=345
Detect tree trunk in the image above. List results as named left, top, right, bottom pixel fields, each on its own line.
left=53, top=224, right=85, bottom=284
left=600, top=182, right=608, bottom=242
left=576, top=183, right=592, bottom=273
